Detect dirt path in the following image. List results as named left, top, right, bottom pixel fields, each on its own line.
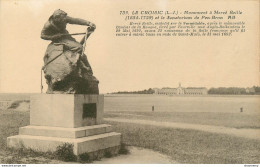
left=105, top=118, right=260, bottom=140
left=93, top=146, right=176, bottom=164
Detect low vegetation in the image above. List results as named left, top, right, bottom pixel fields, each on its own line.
left=78, top=152, right=91, bottom=163
left=208, top=86, right=260, bottom=95
left=118, top=143, right=129, bottom=155
left=54, top=143, right=77, bottom=162
left=8, top=100, right=30, bottom=109
left=110, top=88, right=155, bottom=94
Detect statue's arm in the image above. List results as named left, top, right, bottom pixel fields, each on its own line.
left=41, top=23, right=52, bottom=40
left=66, top=16, right=96, bottom=29
left=41, top=33, right=53, bottom=40
left=41, top=23, right=61, bottom=40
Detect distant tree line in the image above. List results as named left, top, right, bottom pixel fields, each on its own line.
left=208, top=86, right=260, bottom=95
left=111, top=88, right=155, bottom=94
left=111, top=86, right=260, bottom=95
left=255, top=86, right=260, bottom=94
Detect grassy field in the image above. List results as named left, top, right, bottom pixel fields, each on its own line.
left=0, top=110, right=59, bottom=163
left=106, top=121, right=260, bottom=164
left=104, top=95, right=260, bottom=129
left=105, top=111, right=260, bottom=129
left=0, top=110, right=259, bottom=163
left=0, top=93, right=32, bottom=101
left=103, top=95, right=260, bottom=163
left=105, top=95, right=260, bottom=114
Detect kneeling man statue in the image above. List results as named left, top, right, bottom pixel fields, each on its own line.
left=41, top=9, right=99, bottom=94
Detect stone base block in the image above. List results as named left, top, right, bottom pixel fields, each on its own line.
left=7, top=94, right=122, bottom=160
left=30, top=94, right=104, bottom=128
left=7, top=132, right=121, bottom=155
left=19, top=124, right=113, bottom=139
left=86, top=145, right=120, bottom=160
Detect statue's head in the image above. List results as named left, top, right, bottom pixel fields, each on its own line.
left=52, top=9, right=67, bottom=24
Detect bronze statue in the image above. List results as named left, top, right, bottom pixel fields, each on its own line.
left=41, top=9, right=99, bottom=94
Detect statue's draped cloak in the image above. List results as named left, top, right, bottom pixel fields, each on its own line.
left=43, top=43, right=99, bottom=94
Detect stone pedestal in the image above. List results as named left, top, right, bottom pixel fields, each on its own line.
left=7, top=94, right=121, bottom=156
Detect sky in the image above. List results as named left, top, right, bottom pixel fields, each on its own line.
left=0, top=0, right=259, bottom=93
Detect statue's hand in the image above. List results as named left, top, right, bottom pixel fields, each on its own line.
left=79, top=60, right=93, bottom=75
left=89, top=23, right=96, bottom=29
left=84, top=66, right=93, bottom=74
